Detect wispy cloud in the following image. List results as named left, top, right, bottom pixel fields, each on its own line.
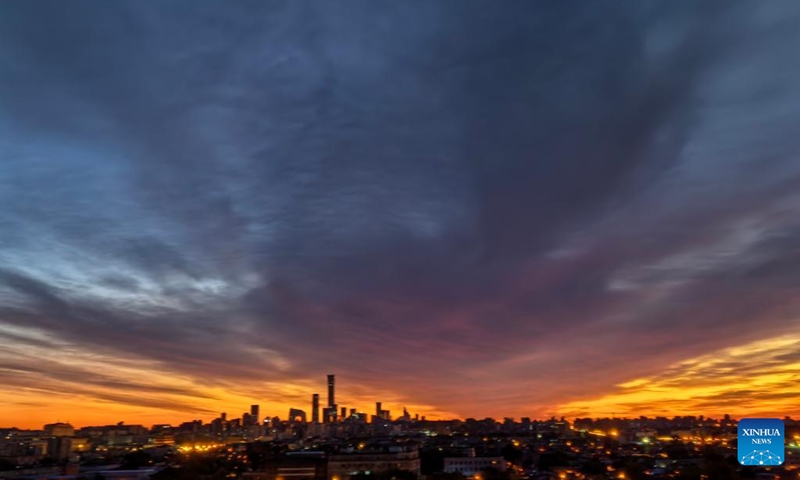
left=556, top=334, right=800, bottom=418
left=1, top=1, right=800, bottom=426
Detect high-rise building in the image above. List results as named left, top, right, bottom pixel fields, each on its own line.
left=340, top=406, right=347, bottom=419
left=251, top=405, right=260, bottom=425
left=376, top=402, right=382, bottom=418
left=289, top=408, right=307, bottom=423
left=47, top=437, right=73, bottom=461
left=312, top=394, right=320, bottom=423
left=325, top=405, right=338, bottom=423
left=327, top=374, right=335, bottom=408
left=211, top=418, right=224, bottom=434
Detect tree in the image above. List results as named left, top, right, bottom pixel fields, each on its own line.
left=0, top=458, right=15, bottom=471
left=537, top=451, right=571, bottom=471
left=420, top=448, right=446, bottom=475
left=480, top=466, right=511, bottom=480
left=501, top=444, right=522, bottom=463
left=428, top=473, right=466, bottom=480
left=621, top=463, right=648, bottom=480
left=579, top=458, right=605, bottom=476
left=702, top=458, right=740, bottom=480
left=664, top=443, right=692, bottom=460
left=675, top=464, right=702, bottom=480
left=120, top=449, right=152, bottom=470
left=351, top=469, right=417, bottom=480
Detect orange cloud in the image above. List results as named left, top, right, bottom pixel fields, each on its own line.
left=554, top=333, right=800, bottom=419
left=0, top=325, right=452, bottom=429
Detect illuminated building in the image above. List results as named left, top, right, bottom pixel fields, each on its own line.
left=242, top=451, right=327, bottom=480
left=443, top=457, right=506, bottom=477
left=328, top=446, right=420, bottom=480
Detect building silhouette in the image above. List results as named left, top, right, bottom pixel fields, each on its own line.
left=327, top=374, right=335, bottom=408
left=289, top=409, right=307, bottom=423
left=312, top=394, right=320, bottom=423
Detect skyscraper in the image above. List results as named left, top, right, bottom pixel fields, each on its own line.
left=312, top=394, right=320, bottom=423
left=289, top=408, right=307, bottom=423
left=251, top=405, right=260, bottom=425
left=376, top=402, right=382, bottom=418
left=327, top=374, right=335, bottom=408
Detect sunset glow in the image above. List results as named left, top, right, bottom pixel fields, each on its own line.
left=2, top=1, right=800, bottom=432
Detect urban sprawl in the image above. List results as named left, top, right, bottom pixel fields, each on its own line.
left=2, top=375, right=798, bottom=480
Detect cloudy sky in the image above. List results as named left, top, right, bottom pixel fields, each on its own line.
left=1, top=1, right=800, bottom=428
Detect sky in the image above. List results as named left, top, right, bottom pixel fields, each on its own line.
left=1, top=1, right=800, bottom=429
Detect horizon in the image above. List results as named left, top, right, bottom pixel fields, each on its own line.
left=1, top=365, right=797, bottom=431
left=2, top=1, right=800, bottom=430
left=7, top=413, right=793, bottom=433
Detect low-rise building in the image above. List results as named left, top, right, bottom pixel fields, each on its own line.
left=43, top=423, right=74, bottom=438
left=443, top=457, right=505, bottom=477
left=328, top=447, right=420, bottom=479
left=243, top=451, right=328, bottom=480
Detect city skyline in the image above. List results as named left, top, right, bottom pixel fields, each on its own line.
left=2, top=1, right=800, bottom=430
left=9, top=402, right=796, bottom=432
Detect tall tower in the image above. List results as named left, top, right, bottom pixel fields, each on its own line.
left=327, top=374, right=335, bottom=408
left=376, top=402, right=382, bottom=417
left=312, top=394, right=320, bottom=423
left=250, top=405, right=260, bottom=425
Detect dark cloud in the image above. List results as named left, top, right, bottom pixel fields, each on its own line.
left=1, top=0, right=800, bottom=421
